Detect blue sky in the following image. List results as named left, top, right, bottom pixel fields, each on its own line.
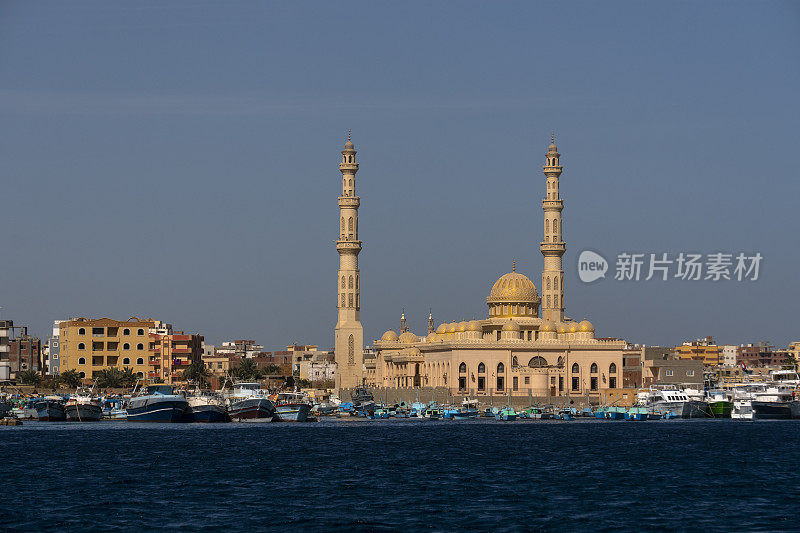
left=0, top=1, right=798, bottom=348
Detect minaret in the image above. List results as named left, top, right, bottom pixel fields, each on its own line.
left=400, top=308, right=408, bottom=333
left=334, top=132, right=364, bottom=390
left=427, top=309, right=435, bottom=334
left=540, top=134, right=565, bottom=322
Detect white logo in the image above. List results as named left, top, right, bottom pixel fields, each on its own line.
left=578, top=250, right=608, bottom=283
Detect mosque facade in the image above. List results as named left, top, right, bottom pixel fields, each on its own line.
left=333, top=136, right=625, bottom=397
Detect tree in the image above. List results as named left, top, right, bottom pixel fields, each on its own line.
left=94, top=368, right=125, bottom=388
left=231, top=359, right=263, bottom=381
left=264, top=364, right=282, bottom=376
left=18, top=369, right=41, bottom=386
left=60, top=369, right=82, bottom=389
left=182, top=360, right=211, bottom=386
left=120, top=367, right=137, bottom=388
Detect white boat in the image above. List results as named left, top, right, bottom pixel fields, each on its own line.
left=731, top=383, right=795, bottom=420
left=769, top=370, right=800, bottom=387
left=641, top=387, right=692, bottom=418
left=224, top=382, right=276, bottom=421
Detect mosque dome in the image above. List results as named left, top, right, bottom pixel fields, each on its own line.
left=557, top=323, right=568, bottom=334
left=502, top=320, right=521, bottom=332
left=436, top=324, right=446, bottom=335
left=488, top=272, right=540, bottom=304
left=539, top=321, right=556, bottom=332
left=579, top=320, right=594, bottom=332
left=446, top=322, right=457, bottom=334
left=569, top=322, right=578, bottom=333
left=456, top=321, right=468, bottom=332
left=467, top=320, right=482, bottom=332
left=401, top=346, right=421, bottom=356
left=426, top=332, right=440, bottom=342
left=381, top=330, right=399, bottom=342
left=398, top=331, right=418, bottom=344
left=344, top=140, right=354, bottom=150
left=548, top=142, right=557, bottom=152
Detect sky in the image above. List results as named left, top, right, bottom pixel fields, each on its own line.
left=0, top=1, right=798, bottom=349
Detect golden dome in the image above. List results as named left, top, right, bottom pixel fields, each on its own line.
left=401, top=346, right=421, bottom=356
left=456, top=321, right=468, bottom=332
left=557, top=323, right=568, bottom=333
left=579, top=320, right=594, bottom=332
left=398, top=331, right=418, bottom=344
left=467, top=320, right=482, bottom=332
left=539, top=321, right=556, bottom=332
left=502, top=320, right=521, bottom=332
left=426, top=332, right=440, bottom=342
left=446, top=322, right=457, bottom=333
left=487, top=271, right=540, bottom=304
left=569, top=323, right=578, bottom=333
left=436, top=324, right=446, bottom=335
left=381, top=330, right=399, bottom=342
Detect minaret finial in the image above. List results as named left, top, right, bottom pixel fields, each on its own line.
left=348, top=129, right=351, bottom=142
left=512, top=259, right=516, bottom=272
left=551, top=131, right=555, bottom=144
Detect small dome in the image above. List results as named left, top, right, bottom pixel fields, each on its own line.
left=381, top=330, right=399, bottom=342
left=502, top=320, right=521, bottom=332
left=398, top=331, right=418, bottom=344
left=436, top=323, right=446, bottom=335
left=401, top=346, right=421, bottom=356
left=569, top=322, right=578, bottom=333
left=426, top=332, right=440, bottom=342
left=557, top=323, right=568, bottom=333
left=539, top=321, right=555, bottom=332
left=579, top=320, right=594, bottom=332
left=548, top=142, right=557, bottom=152
left=446, top=322, right=457, bottom=334
left=456, top=321, right=468, bottom=332
left=344, top=140, right=354, bottom=150
left=467, top=320, right=482, bottom=332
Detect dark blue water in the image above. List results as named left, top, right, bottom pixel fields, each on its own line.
left=2, top=419, right=798, bottom=531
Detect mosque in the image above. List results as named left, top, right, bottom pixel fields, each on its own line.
left=333, top=134, right=625, bottom=398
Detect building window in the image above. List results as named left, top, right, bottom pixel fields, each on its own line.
left=123, top=357, right=130, bottom=365
left=511, top=356, right=518, bottom=368
left=666, top=370, right=674, bottom=377
left=527, top=331, right=532, bottom=341
left=459, top=362, right=467, bottom=373
left=137, top=358, right=144, bottom=365
left=136, top=343, right=144, bottom=350
left=572, top=376, right=579, bottom=391
left=609, top=363, right=617, bottom=374
left=123, top=328, right=130, bottom=335
left=348, top=335, right=354, bottom=365
left=529, top=356, right=547, bottom=368
left=609, top=377, right=617, bottom=388
left=558, top=376, right=564, bottom=391
left=572, top=362, right=579, bottom=373
left=590, top=362, right=598, bottom=373
left=687, top=370, right=695, bottom=377
left=78, top=357, right=86, bottom=365
left=78, top=328, right=86, bottom=335
left=137, top=329, right=144, bottom=336
left=478, top=362, right=485, bottom=373
left=123, top=343, right=130, bottom=350
left=77, top=342, right=85, bottom=350
left=497, top=375, right=504, bottom=390
left=590, top=377, right=598, bottom=391
left=513, top=376, right=518, bottom=391
left=525, top=376, right=530, bottom=385
left=79, top=371, right=85, bottom=378
left=477, top=376, right=485, bottom=391
left=496, top=331, right=501, bottom=341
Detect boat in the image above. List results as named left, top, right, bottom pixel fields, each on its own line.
left=186, top=391, right=230, bottom=423
left=423, top=406, right=441, bottom=419
left=65, top=392, right=102, bottom=422
left=273, top=392, right=313, bottom=422
left=351, top=386, right=375, bottom=414
left=641, top=387, right=692, bottom=419
left=35, top=396, right=67, bottom=421
left=0, top=397, right=11, bottom=419
left=10, top=399, right=38, bottom=419
left=101, top=398, right=128, bottom=420
left=604, top=406, right=626, bottom=420
left=706, top=389, right=733, bottom=418
left=769, top=369, right=800, bottom=387
left=126, top=385, right=191, bottom=423
left=732, top=383, right=794, bottom=420
left=625, top=406, right=648, bottom=421
left=555, top=408, right=573, bottom=420
left=790, top=401, right=800, bottom=419
left=494, top=406, right=518, bottom=421
left=226, top=382, right=276, bottom=421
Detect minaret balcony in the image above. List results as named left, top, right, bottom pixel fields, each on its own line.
left=540, top=242, right=566, bottom=253
left=338, top=196, right=360, bottom=208
left=339, top=163, right=359, bottom=172
left=542, top=199, right=564, bottom=209
left=336, top=240, right=362, bottom=252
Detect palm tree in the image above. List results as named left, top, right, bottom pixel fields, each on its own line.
left=182, top=360, right=210, bottom=386
left=232, top=359, right=263, bottom=381
left=120, top=367, right=137, bottom=388
left=94, top=368, right=125, bottom=388
left=18, top=369, right=41, bottom=386
left=60, top=369, right=82, bottom=389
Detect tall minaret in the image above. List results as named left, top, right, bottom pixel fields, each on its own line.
left=540, top=134, right=565, bottom=322
left=427, top=309, right=435, bottom=334
left=334, top=132, right=364, bottom=390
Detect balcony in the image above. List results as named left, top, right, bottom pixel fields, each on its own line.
left=172, top=347, right=191, bottom=354
left=172, top=359, right=191, bottom=366
left=149, top=360, right=160, bottom=366
left=148, top=371, right=160, bottom=378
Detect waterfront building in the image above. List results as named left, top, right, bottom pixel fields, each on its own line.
left=675, top=337, right=721, bottom=366
left=148, top=331, right=203, bottom=385
left=60, top=317, right=156, bottom=380
left=334, top=134, right=365, bottom=390
left=9, top=334, right=41, bottom=376
left=216, top=340, right=264, bottom=359
left=622, top=344, right=643, bottom=388
left=367, top=139, right=626, bottom=398
left=720, top=345, right=738, bottom=367
left=0, top=320, right=10, bottom=381
left=738, top=342, right=788, bottom=368
left=788, top=342, right=800, bottom=369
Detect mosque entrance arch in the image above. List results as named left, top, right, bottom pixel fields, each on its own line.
left=414, top=363, right=421, bottom=388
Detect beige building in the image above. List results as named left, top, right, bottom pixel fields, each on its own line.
left=366, top=139, right=626, bottom=397
left=60, top=317, right=155, bottom=380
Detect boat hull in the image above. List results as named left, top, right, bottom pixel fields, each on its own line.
left=35, top=401, right=66, bottom=422
left=190, top=404, right=230, bottom=423
left=127, top=397, right=190, bottom=423
left=682, top=400, right=713, bottom=419
left=274, top=403, right=311, bottom=422
left=752, top=401, right=792, bottom=420
left=790, top=401, right=800, bottom=420
left=228, top=398, right=275, bottom=421
left=709, top=400, right=733, bottom=418
left=66, top=403, right=103, bottom=422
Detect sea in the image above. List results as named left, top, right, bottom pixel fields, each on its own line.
left=1, top=418, right=798, bottom=532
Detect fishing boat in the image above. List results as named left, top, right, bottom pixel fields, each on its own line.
left=35, top=396, right=66, bottom=421
left=423, top=406, right=441, bottom=419
left=11, top=399, right=39, bottom=419
left=186, top=391, right=230, bottom=423
left=555, top=408, right=573, bottom=421
left=625, top=406, right=648, bottom=421
left=273, top=392, right=313, bottom=422
left=752, top=385, right=794, bottom=420
left=126, top=385, right=191, bottom=423
left=226, top=382, right=276, bottom=421
left=494, top=406, right=518, bottom=421
left=101, top=398, right=127, bottom=420
left=706, top=389, right=733, bottom=418
left=0, top=396, right=11, bottom=419
left=65, top=392, right=102, bottom=422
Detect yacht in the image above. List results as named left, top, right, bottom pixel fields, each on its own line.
left=225, top=382, right=276, bottom=421
left=732, top=383, right=794, bottom=420
left=641, top=387, right=692, bottom=418
left=126, top=385, right=191, bottom=422
left=186, top=391, right=230, bottom=423
left=769, top=370, right=800, bottom=387
left=65, top=392, right=103, bottom=422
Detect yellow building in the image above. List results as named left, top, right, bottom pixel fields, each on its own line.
left=675, top=339, right=721, bottom=366
left=60, top=317, right=155, bottom=380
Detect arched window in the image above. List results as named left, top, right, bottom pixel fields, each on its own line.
left=528, top=356, right=547, bottom=368
left=348, top=335, right=354, bottom=365
left=137, top=372, right=144, bottom=378
left=123, top=357, right=130, bottom=365
left=341, top=277, right=345, bottom=288
left=79, top=371, right=85, bottom=378
left=348, top=294, right=353, bottom=307
left=546, top=277, right=551, bottom=290
left=341, top=217, right=345, bottom=233
left=547, top=295, right=551, bottom=307
left=545, top=219, right=549, bottom=233
left=78, top=328, right=86, bottom=335
left=356, top=275, right=359, bottom=289
left=136, top=343, right=144, bottom=350
left=572, top=363, right=580, bottom=373
left=123, top=328, right=130, bottom=335
left=497, top=362, right=505, bottom=373
left=478, top=362, right=485, bottom=373
left=590, top=362, right=598, bottom=373
left=348, top=155, right=352, bottom=163
left=512, top=356, right=518, bottom=367
left=123, top=343, right=130, bottom=350
left=341, top=294, right=345, bottom=307
left=348, top=276, right=353, bottom=289
left=136, top=358, right=144, bottom=365
left=348, top=217, right=353, bottom=231
left=137, top=329, right=144, bottom=336
left=78, top=357, right=86, bottom=365
left=557, top=356, right=564, bottom=367
left=459, top=362, right=467, bottom=373
left=78, top=342, right=86, bottom=350
left=609, top=363, right=617, bottom=374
